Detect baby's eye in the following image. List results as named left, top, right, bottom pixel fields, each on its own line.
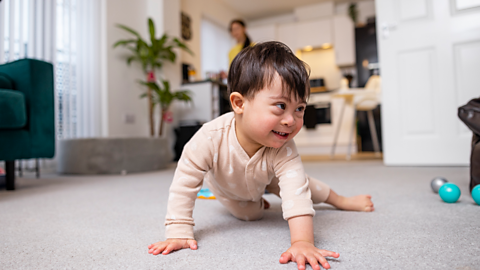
left=296, top=106, right=305, bottom=112
left=276, top=103, right=286, bottom=110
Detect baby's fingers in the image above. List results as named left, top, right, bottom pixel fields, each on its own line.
left=296, top=255, right=306, bottom=270
left=279, top=252, right=292, bottom=264
left=187, top=239, right=198, bottom=250
left=314, top=254, right=330, bottom=269
left=318, top=249, right=340, bottom=258
left=149, top=243, right=168, bottom=255
left=162, top=242, right=183, bottom=255
left=306, top=255, right=321, bottom=270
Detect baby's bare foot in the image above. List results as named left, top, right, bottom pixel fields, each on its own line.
left=263, top=198, right=270, bottom=209
left=337, top=195, right=374, bottom=212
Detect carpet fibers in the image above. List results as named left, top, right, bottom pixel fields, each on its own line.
left=0, top=160, right=478, bottom=269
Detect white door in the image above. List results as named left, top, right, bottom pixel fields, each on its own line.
left=376, top=0, right=480, bottom=165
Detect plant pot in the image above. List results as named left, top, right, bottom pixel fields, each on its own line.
left=57, top=137, right=173, bottom=175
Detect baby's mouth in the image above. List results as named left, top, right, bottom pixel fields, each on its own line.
left=272, top=130, right=289, bottom=138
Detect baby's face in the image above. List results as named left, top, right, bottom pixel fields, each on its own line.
left=241, top=75, right=306, bottom=149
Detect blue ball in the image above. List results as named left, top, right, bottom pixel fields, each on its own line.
left=439, top=183, right=461, bottom=203
left=472, top=185, right=480, bottom=205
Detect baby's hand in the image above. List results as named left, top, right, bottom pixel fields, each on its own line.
left=148, top=239, right=197, bottom=255
left=279, top=240, right=339, bottom=270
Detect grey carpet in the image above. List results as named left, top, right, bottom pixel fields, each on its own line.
left=0, top=161, right=478, bottom=270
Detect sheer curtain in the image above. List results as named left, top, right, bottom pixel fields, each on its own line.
left=0, top=0, right=101, bottom=170
left=0, top=0, right=101, bottom=140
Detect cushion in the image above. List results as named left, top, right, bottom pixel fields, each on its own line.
left=0, top=89, right=27, bottom=129
left=0, top=73, right=14, bottom=89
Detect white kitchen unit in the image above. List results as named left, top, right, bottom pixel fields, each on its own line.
left=277, top=22, right=297, bottom=51
left=294, top=91, right=357, bottom=156
left=248, top=24, right=276, bottom=43
left=294, top=2, right=334, bottom=21
left=333, top=15, right=355, bottom=66
left=296, top=19, right=332, bottom=50
left=176, top=81, right=220, bottom=123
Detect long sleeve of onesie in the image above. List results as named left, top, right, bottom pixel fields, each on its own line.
left=165, top=126, right=213, bottom=239
left=273, top=140, right=315, bottom=220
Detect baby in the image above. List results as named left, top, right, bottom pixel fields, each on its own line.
left=148, top=41, right=374, bottom=270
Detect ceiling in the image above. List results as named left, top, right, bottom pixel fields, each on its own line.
left=218, top=0, right=362, bottom=20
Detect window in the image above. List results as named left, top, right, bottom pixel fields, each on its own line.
left=1, top=0, right=100, bottom=140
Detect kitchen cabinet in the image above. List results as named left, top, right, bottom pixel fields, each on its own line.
left=296, top=19, right=332, bottom=50
left=248, top=24, right=276, bottom=43
left=294, top=91, right=357, bottom=155
left=177, top=81, right=229, bottom=123
left=251, top=15, right=355, bottom=65
left=333, top=15, right=355, bottom=66
left=277, top=22, right=297, bottom=51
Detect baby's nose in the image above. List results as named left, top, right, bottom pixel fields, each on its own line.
left=281, top=114, right=295, bottom=126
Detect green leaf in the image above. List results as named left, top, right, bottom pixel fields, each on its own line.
left=138, top=80, right=161, bottom=92
left=148, top=18, right=156, bottom=45
left=159, top=48, right=176, bottom=63
left=173, top=90, right=193, bottom=103
left=158, top=34, right=168, bottom=48
left=163, top=80, right=170, bottom=92
left=126, top=56, right=137, bottom=66
left=113, top=39, right=137, bottom=48
left=176, top=90, right=193, bottom=100
left=173, top=37, right=193, bottom=55
left=116, top=24, right=143, bottom=39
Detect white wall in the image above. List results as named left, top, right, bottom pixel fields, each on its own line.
left=181, top=0, right=241, bottom=80
left=162, top=0, right=185, bottom=147
left=104, top=0, right=151, bottom=137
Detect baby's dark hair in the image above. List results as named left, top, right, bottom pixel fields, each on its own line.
left=227, top=41, right=310, bottom=102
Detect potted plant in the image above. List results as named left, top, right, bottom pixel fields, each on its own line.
left=114, top=17, right=193, bottom=136
left=139, top=80, right=191, bottom=137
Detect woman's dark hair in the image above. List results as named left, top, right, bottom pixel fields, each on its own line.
left=228, top=41, right=311, bottom=102
left=229, top=19, right=251, bottom=49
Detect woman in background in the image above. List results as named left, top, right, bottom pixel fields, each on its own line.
left=228, top=19, right=252, bottom=65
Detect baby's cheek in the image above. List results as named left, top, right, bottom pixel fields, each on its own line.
left=292, top=122, right=303, bottom=137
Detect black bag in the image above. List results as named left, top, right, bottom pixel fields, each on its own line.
left=458, top=97, right=480, bottom=192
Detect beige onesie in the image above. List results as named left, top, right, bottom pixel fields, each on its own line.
left=165, top=112, right=331, bottom=239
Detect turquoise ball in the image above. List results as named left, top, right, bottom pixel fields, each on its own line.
left=472, top=185, right=480, bottom=205
left=439, top=183, right=461, bottom=203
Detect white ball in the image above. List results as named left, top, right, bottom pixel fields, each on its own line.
left=431, top=177, right=448, bottom=193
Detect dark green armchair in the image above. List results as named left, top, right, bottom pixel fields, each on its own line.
left=0, top=59, right=55, bottom=190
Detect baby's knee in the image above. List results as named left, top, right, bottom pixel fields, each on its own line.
left=309, top=178, right=331, bottom=204
left=228, top=201, right=264, bottom=221
left=232, top=210, right=264, bottom=221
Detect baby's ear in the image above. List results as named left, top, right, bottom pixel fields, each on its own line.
left=230, top=92, right=245, bottom=114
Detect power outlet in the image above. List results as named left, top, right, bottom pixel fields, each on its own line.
left=124, top=113, right=135, bottom=124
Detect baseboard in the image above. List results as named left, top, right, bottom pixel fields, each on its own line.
left=297, top=145, right=358, bottom=156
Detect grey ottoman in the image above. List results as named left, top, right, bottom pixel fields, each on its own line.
left=57, top=138, right=173, bottom=174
